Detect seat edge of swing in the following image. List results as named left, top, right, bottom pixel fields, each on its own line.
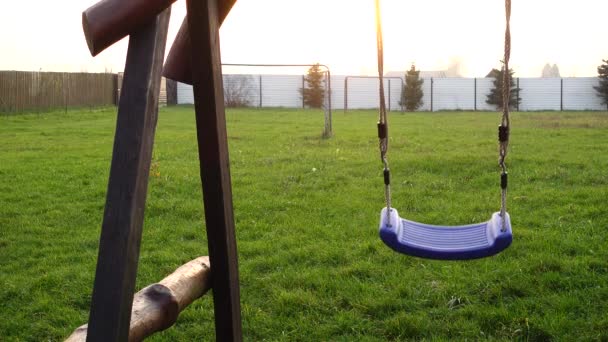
left=378, top=208, right=513, bottom=260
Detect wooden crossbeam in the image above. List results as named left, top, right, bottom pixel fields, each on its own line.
left=85, top=9, right=171, bottom=342
left=186, top=0, right=242, bottom=340
left=163, top=0, right=237, bottom=84
left=82, top=0, right=176, bottom=56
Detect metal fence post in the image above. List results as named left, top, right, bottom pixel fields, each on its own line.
left=302, top=75, right=305, bottom=109
left=343, top=77, right=348, bottom=113
left=474, top=78, right=477, bottom=111
left=516, top=78, right=520, bottom=111
left=327, top=68, right=333, bottom=130
left=259, top=74, right=262, bottom=108
left=430, top=78, right=434, bottom=112
left=401, top=79, right=404, bottom=112
left=327, top=71, right=332, bottom=134
left=560, top=78, right=563, bottom=111
left=388, top=79, right=391, bottom=112
left=322, top=71, right=332, bottom=137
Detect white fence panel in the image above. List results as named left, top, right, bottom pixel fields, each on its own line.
left=177, top=74, right=606, bottom=111
left=260, top=75, right=301, bottom=108
left=177, top=74, right=263, bottom=106
left=418, top=78, right=432, bottom=111
left=519, top=78, right=561, bottom=111
left=563, top=77, right=604, bottom=110
left=177, top=81, right=194, bottom=104
left=475, top=78, right=497, bottom=111
left=433, top=78, right=475, bottom=111
left=346, top=77, right=379, bottom=109
left=331, top=75, right=345, bottom=110
left=387, top=78, right=403, bottom=111
left=344, top=77, right=399, bottom=111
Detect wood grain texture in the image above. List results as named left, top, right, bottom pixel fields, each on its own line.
left=187, top=0, right=242, bottom=340
left=162, top=0, right=236, bottom=84
left=67, top=257, right=211, bottom=342
left=82, top=0, right=176, bottom=56
left=86, top=9, right=171, bottom=342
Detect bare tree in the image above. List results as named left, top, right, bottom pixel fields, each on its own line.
left=223, top=75, right=255, bottom=107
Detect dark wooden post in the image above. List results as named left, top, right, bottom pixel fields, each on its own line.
left=186, top=0, right=242, bottom=340
left=86, top=9, right=171, bottom=342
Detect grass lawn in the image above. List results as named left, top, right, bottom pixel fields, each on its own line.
left=1, top=106, right=607, bottom=341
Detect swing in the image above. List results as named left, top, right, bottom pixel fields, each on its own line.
left=374, top=0, right=513, bottom=260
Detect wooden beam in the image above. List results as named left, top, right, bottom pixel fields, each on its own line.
left=161, top=17, right=192, bottom=84
left=82, top=0, right=176, bottom=56
left=86, top=8, right=171, bottom=342
left=67, top=257, right=211, bottom=342
left=163, top=0, right=237, bottom=84
left=186, top=0, right=242, bottom=340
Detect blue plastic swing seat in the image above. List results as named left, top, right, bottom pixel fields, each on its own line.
left=379, top=207, right=512, bottom=260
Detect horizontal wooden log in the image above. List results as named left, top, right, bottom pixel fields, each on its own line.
left=82, top=0, right=176, bottom=56
left=66, top=256, right=211, bottom=342
left=163, top=0, right=237, bottom=84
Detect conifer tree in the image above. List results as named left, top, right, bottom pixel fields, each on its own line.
left=486, top=66, right=521, bottom=110
left=399, top=64, right=424, bottom=111
left=593, top=59, right=608, bottom=110
left=300, top=63, right=325, bottom=108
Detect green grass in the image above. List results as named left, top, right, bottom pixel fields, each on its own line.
left=1, top=107, right=607, bottom=341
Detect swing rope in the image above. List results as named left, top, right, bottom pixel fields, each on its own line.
left=375, top=0, right=391, bottom=222
left=499, top=0, right=512, bottom=230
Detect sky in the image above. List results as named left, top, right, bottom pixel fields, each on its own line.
left=1, top=0, right=608, bottom=77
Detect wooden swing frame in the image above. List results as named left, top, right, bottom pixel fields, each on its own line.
left=71, top=0, right=243, bottom=340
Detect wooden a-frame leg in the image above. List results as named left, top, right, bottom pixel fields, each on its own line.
left=186, top=0, right=243, bottom=340
left=86, top=9, right=171, bottom=342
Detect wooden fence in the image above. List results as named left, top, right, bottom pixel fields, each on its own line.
left=0, top=71, right=117, bottom=114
